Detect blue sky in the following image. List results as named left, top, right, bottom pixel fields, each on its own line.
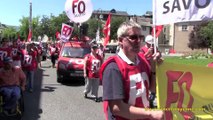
left=0, top=0, right=152, bottom=26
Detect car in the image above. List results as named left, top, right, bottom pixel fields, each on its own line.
left=105, top=45, right=117, bottom=53
left=56, top=40, right=91, bottom=83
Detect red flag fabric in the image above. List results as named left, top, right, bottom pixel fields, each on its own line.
left=55, top=31, right=61, bottom=41
left=103, top=13, right=111, bottom=47
left=17, top=33, right=21, bottom=44
left=27, top=29, right=32, bottom=42
left=152, top=25, right=163, bottom=38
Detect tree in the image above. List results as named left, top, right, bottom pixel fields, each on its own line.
left=19, top=16, right=39, bottom=41
left=2, top=27, right=17, bottom=40
left=188, top=21, right=210, bottom=50
left=50, top=12, right=69, bottom=40
left=200, top=21, right=213, bottom=51
left=86, top=18, right=99, bottom=38
left=110, top=16, right=126, bottom=40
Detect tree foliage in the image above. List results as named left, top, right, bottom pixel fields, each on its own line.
left=2, top=27, right=17, bottom=40
left=17, top=11, right=127, bottom=42
left=200, top=21, right=213, bottom=51
left=188, top=22, right=210, bottom=50
left=110, top=16, right=126, bottom=40
left=19, top=16, right=39, bottom=41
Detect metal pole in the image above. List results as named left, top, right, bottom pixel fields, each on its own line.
left=152, top=0, right=157, bottom=54
left=29, top=0, right=32, bottom=41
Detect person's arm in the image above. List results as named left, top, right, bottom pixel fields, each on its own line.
left=19, top=68, right=26, bottom=91
left=108, top=100, right=164, bottom=120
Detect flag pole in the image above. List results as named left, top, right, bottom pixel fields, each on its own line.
left=152, top=0, right=157, bottom=54
left=29, top=0, right=32, bottom=42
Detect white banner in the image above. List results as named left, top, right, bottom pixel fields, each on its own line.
left=60, top=23, right=73, bottom=43
left=153, top=0, right=213, bottom=25
left=65, top=0, right=93, bottom=23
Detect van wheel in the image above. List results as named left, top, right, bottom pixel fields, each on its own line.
left=57, top=76, right=63, bottom=83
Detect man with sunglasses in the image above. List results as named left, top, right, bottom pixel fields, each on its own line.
left=100, top=21, right=164, bottom=120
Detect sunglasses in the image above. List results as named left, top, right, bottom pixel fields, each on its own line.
left=124, top=34, right=144, bottom=41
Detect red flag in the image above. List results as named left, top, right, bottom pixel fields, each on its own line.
left=27, top=29, right=32, bottom=42
left=17, top=33, right=21, bottom=44
left=152, top=25, right=163, bottom=38
left=103, top=13, right=111, bottom=47
left=55, top=31, right=61, bottom=41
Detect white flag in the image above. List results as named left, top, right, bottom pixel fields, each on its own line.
left=153, top=0, right=213, bottom=25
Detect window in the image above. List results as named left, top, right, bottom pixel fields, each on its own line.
left=61, top=47, right=91, bottom=58
left=182, top=25, right=188, bottom=31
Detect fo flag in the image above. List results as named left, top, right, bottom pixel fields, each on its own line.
left=153, top=0, right=213, bottom=25
left=152, top=25, right=164, bottom=38
left=103, top=13, right=111, bottom=47
left=27, top=29, right=32, bottom=42
left=60, top=23, right=73, bottom=42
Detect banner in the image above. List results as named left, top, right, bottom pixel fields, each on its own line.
left=153, top=0, right=213, bottom=25
left=156, top=62, right=213, bottom=120
left=65, top=0, right=93, bottom=23
left=60, top=23, right=73, bottom=43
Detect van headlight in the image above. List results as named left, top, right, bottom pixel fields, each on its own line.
left=58, top=63, right=66, bottom=69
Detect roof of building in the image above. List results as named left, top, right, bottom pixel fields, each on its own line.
left=93, top=9, right=129, bottom=16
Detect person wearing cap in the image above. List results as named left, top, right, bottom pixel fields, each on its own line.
left=83, top=43, right=103, bottom=102
left=0, top=57, right=26, bottom=115
left=140, top=35, right=163, bottom=108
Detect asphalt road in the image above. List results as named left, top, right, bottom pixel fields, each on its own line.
left=22, top=53, right=115, bottom=120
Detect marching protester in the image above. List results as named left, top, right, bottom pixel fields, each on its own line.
left=140, top=35, right=162, bottom=64
left=140, top=35, right=163, bottom=108
left=36, top=43, right=43, bottom=67
left=0, top=57, right=26, bottom=116
left=100, top=21, right=164, bottom=120
left=0, top=38, right=12, bottom=69
left=21, top=43, right=37, bottom=92
left=11, top=40, right=22, bottom=67
left=49, top=43, right=59, bottom=68
left=83, top=43, right=103, bottom=102
left=98, top=44, right=105, bottom=60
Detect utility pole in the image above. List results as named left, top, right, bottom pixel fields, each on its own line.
left=28, top=0, right=32, bottom=42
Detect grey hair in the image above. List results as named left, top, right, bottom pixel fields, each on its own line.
left=117, top=21, right=141, bottom=38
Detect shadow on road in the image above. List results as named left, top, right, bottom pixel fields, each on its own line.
left=41, top=86, right=57, bottom=92
left=22, top=68, right=44, bottom=120
left=61, top=78, right=85, bottom=87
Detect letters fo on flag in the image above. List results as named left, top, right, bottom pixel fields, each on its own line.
left=103, top=13, right=111, bottom=47
left=153, top=0, right=213, bottom=25
left=156, top=62, right=213, bottom=120
left=60, top=23, right=73, bottom=43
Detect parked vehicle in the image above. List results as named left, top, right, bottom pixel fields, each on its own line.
left=56, top=40, right=91, bottom=83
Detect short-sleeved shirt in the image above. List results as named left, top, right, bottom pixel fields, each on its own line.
left=102, top=62, right=124, bottom=100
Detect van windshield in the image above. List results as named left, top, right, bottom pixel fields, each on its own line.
left=61, top=47, right=91, bottom=58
